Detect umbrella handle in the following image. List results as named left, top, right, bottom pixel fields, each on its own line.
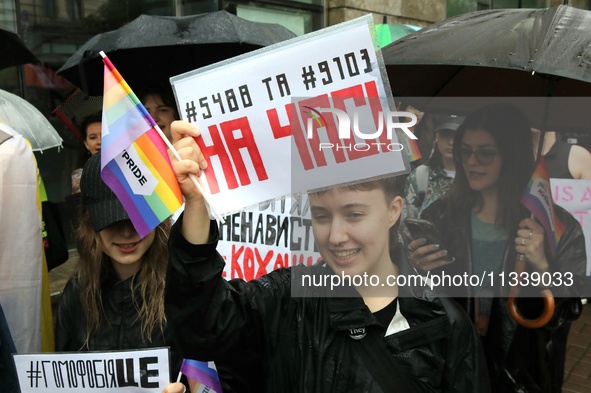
left=507, top=256, right=555, bottom=329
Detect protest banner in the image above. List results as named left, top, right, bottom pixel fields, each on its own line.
left=171, top=15, right=410, bottom=216
left=13, top=347, right=169, bottom=392
left=550, top=179, right=591, bottom=276
left=217, top=193, right=322, bottom=280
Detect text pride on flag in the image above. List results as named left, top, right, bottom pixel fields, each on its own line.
left=520, top=156, right=565, bottom=256
left=180, top=359, right=223, bottom=393
left=100, top=52, right=183, bottom=238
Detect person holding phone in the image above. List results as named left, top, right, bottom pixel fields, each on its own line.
left=406, top=104, right=586, bottom=393
left=161, top=120, right=489, bottom=393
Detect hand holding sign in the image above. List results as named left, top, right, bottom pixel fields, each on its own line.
left=171, top=15, right=410, bottom=216
left=169, top=120, right=208, bottom=197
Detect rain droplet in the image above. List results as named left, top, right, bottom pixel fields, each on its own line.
left=509, top=52, right=515, bottom=56
left=528, top=59, right=533, bottom=63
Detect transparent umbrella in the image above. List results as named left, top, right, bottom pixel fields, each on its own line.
left=0, top=89, right=62, bottom=152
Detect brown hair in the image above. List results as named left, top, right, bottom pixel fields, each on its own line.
left=138, top=84, right=180, bottom=120
left=75, top=205, right=170, bottom=348
left=447, top=103, right=533, bottom=231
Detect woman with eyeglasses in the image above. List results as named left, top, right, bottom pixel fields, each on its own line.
left=406, top=103, right=586, bottom=393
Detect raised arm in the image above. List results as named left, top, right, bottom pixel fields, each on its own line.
left=168, top=120, right=210, bottom=244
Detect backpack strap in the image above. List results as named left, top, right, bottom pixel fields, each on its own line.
left=416, top=164, right=429, bottom=195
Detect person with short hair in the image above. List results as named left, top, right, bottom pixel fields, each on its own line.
left=404, top=113, right=464, bottom=220
left=71, top=112, right=102, bottom=194
left=161, top=120, right=490, bottom=393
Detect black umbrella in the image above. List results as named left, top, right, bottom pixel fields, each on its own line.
left=57, top=11, right=297, bottom=96
left=383, top=5, right=591, bottom=132
left=0, top=27, right=40, bottom=70
left=384, top=5, right=591, bottom=96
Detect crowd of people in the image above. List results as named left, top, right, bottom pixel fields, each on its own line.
left=1, top=94, right=589, bottom=392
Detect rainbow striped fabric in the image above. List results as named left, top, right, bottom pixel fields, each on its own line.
left=180, top=359, right=223, bottom=393
left=101, top=54, right=182, bottom=238
left=405, top=135, right=422, bottom=163
left=520, top=156, right=565, bottom=256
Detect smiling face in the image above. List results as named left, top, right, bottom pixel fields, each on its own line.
left=309, top=187, right=402, bottom=280
left=143, top=94, right=177, bottom=142
left=83, top=122, right=102, bottom=155
left=97, top=219, right=155, bottom=280
left=461, top=128, right=502, bottom=195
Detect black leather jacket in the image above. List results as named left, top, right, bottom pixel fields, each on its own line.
left=165, top=217, right=491, bottom=393
left=55, top=270, right=179, bottom=378
left=421, top=199, right=586, bottom=393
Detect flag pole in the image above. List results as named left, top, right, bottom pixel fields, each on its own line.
left=99, top=51, right=226, bottom=224
left=154, top=123, right=226, bottom=224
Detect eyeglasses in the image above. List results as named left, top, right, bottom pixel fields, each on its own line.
left=460, top=147, right=498, bottom=165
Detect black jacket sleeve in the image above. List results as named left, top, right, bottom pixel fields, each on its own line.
left=165, top=215, right=294, bottom=361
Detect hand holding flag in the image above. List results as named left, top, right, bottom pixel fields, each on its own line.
left=520, top=156, right=565, bottom=257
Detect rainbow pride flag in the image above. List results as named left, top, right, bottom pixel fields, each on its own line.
left=398, top=127, right=421, bottom=163
left=100, top=53, right=182, bottom=238
left=405, top=135, right=422, bottom=163
left=180, top=359, right=223, bottom=393
left=520, top=156, right=565, bottom=256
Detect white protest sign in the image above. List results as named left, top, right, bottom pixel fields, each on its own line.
left=550, top=179, right=591, bottom=276
left=217, top=194, right=322, bottom=280
left=13, top=347, right=169, bottom=392
left=171, top=15, right=409, bottom=215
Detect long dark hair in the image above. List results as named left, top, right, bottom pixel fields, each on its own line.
left=79, top=112, right=103, bottom=140
left=75, top=206, right=170, bottom=348
left=426, top=142, right=444, bottom=172
left=447, top=104, right=534, bottom=231
left=138, top=84, right=180, bottom=120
